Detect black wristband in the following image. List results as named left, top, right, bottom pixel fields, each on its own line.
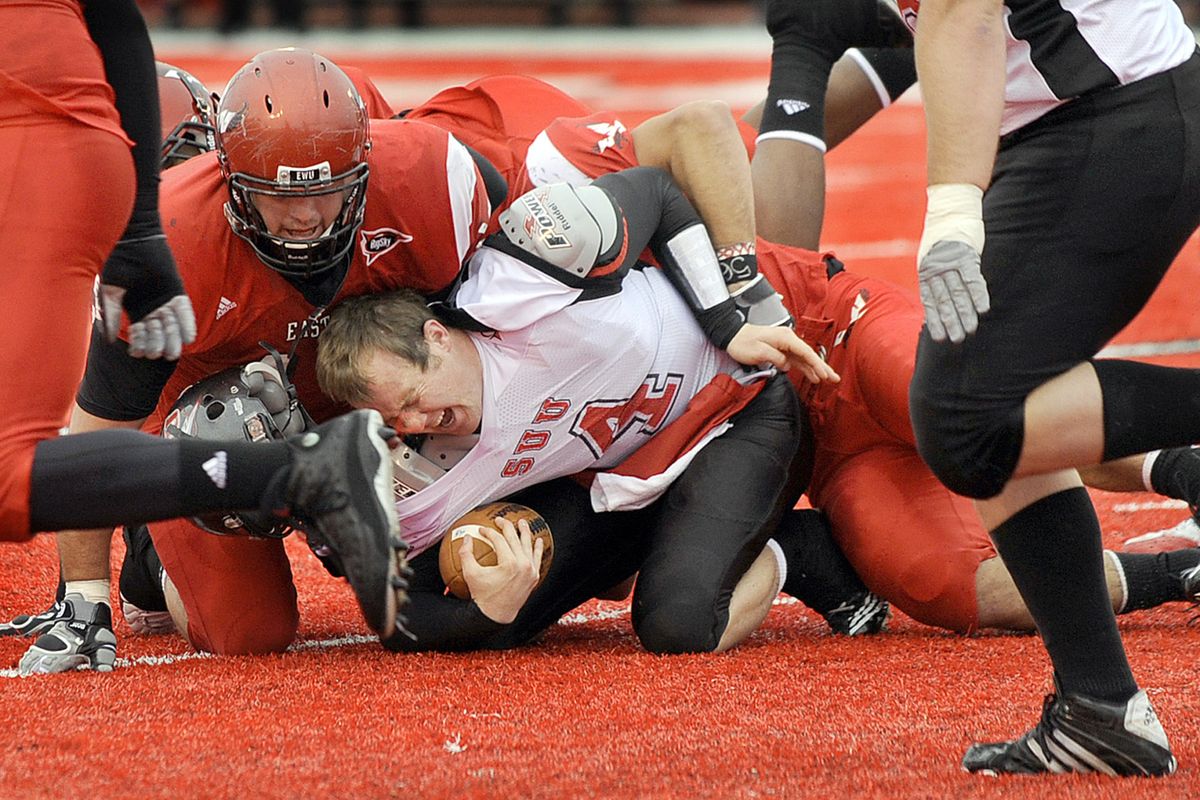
left=717, top=247, right=758, bottom=285
left=695, top=298, right=746, bottom=351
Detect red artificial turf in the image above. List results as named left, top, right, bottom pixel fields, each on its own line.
left=2, top=45, right=1198, bottom=800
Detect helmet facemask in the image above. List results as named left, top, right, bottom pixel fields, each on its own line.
left=162, top=119, right=216, bottom=169
left=215, top=48, right=373, bottom=281
left=224, top=158, right=370, bottom=280
left=156, top=62, right=216, bottom=170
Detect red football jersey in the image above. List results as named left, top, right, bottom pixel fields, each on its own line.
left=150, top=118, right=490, bottom=427
left=405, top=75, right=592, bottom=210
left=340, top=65, right=396, bottom=120
left=407, top=77, right=758, bottom=215
left=0, top=0, right=129, bottom=143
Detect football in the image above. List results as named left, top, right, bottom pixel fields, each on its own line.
left=438, top=502, right=555, bottom=599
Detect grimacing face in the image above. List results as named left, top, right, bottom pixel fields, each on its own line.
left=251, top=190, right=347, bottom=240
left=357, top=323, right=484, bottom=438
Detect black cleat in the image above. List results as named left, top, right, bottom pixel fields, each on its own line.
left=1180, top=562, right=1200, bottom=602
left=823, top=590, right=890, bottom=636
left=962, top=685, right=1176, bottom=776
left=775, top=509, right=888, bottom=635
left=273, top=409, right=410, bottom=639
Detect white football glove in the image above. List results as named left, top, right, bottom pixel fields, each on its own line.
left=98, top=234, right=197, bottom=360
left=916, top=183, right=990, bottom=344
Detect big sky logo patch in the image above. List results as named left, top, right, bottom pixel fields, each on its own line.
left=360, top=227, right=413, bottom=265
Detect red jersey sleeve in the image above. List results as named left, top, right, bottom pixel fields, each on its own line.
left=339, top=120, right=491, bottom=298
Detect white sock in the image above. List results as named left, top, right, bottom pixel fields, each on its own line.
left=1105, top=551, right=1129, bottom=614
left=65, top=579, right=111, bottom=608
left=764, top=539, right=788, bottom=596
left=1141, top=449, right=1163, bottom=493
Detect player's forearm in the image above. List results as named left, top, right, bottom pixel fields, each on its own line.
left=76, top=325, right=177, bottom=420
left=81, top=0, right=164, bottom=239
left=915, top=0, right=1005, bottom=189
left=632, top=100, right=755, bottom=250
left=69, top=403, right=148, bottom=435
left=380, top=590, right=506, bottom=652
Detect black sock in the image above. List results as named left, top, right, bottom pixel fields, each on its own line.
left=1114, top=549, right=1200, bottom=612
left=118, top=525, right=168, bottom=612
left=1094, top=359, right=1200, bottom=461
left=989, top=487, right=1136, bottom=702
left=29, top=430, right=292, bottom=532
left=1148, top=446, right=1200, bottom=509
left=761, top=0, right=912, bottom=144
left=175, top=438, right=291, bottom=516
left=774, top=509, right=866, bottom=614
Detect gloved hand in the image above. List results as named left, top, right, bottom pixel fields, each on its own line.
left=916, top=183, right=990, bottom=344
left=18, top=594, right=117, bottom=674
left=0, top=600, right=68, bottom=638
left=730, top=273, right=793, bottom=328
left=99, top=234, right=197, bottom=360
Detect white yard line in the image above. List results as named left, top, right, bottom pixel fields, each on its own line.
left=149, top=26, right=775, bottom=58
left=0, top=609, right=642, bottom=678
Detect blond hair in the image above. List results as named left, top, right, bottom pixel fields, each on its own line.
left=317, top=289, right=437, bottom=406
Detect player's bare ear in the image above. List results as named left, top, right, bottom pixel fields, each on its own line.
left=423, top=318, right=451, bottom=351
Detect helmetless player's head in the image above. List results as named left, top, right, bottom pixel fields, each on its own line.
left=316, top=289, right=485, bottom=438
left=156, top=61, right=215, bottom=169
left=215, top=48, right=372, bottom=280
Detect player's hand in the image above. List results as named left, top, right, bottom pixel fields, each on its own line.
left=99, top=234, right=197, bottom=360
left=462, top=516, right=545, bottom=624
left=0, top=600, right=68, bottom=638
left=917, top=183, right=990, bottom=344
left=728, top=324, right=840, bottom=385
left=18, top=595, right=116, bottom=675
left=730, top=273, right=792, bottom=328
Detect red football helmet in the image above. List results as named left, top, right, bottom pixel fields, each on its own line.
left=215, top=48, right=371, bottom=279
left=156, top=62, right=216, bottom=169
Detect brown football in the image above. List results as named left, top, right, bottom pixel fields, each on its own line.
left=438, top=502, right=555, bottom=600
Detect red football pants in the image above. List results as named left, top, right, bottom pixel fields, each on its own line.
left=0, top=121, right=133, bottom=539
left=806, top=272, right=996, bottom=633
left=150, top=516, right=300, bottom=654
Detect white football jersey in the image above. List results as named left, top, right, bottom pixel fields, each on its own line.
left=999, top=0, right=1194, bottom=133
left=395, top=245, right=741, bottom=556
left=894, top=0, right=1196, bottom=134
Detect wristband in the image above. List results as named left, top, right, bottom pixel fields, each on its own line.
left=716, top=241, right=758, bottom=286
left=918, top=183, right=985, bottom=262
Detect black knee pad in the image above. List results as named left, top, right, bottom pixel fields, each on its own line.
left=761, top=0, right=912, bottom=139
left=849, top=47, right=917, bottom=103
left=633, top=599, right=722, bottom=655
left=909, top=378, right=1026, bottom=500
left=765, top=0, right=910, bottom=57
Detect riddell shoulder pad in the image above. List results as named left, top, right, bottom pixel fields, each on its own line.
left=497, top=183, right=620, bottom=278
